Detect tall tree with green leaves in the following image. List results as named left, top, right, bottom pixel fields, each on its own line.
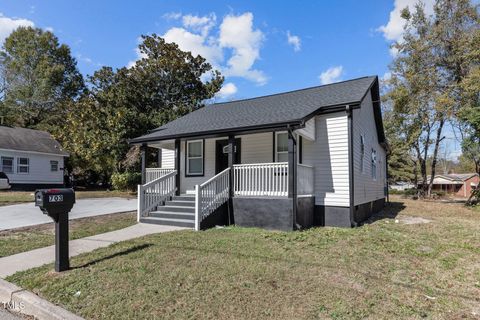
left=60, top=34, right=224, bottom=183
left=0, top=27, right=84, bottom=130
left=384, top=0, right=479, bottom=197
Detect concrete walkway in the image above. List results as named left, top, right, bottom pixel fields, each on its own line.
left=0, top=308, right=22, bottom=320
left=0, top=223, right=186, bottom=278
left=0, top=197, right=137, bottom=231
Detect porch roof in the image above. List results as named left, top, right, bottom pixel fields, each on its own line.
left=130, top=76, right=380, bottom=144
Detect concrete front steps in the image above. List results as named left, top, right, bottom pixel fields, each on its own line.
left=140, top=194, right=195, bottom=228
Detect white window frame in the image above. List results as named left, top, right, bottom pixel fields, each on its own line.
left=50, top=160, right=59, bottom=172
left=371, top=149, right=377, bottom=181
left=360, top=135, right=365, bottom=173
left=1, top=157, right=14, bottom=173
left=186, top=140, right=204, bottom=176
left=17, top=157, right=29, bottom=174
left=275, top=132, right=288, bottom=162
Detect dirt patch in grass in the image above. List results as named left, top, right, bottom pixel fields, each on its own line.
left=6, top=197, right=480, bottom=319
left=0, top=212, right=136, bottom=257
left=0, top=190, right=135, bottom=206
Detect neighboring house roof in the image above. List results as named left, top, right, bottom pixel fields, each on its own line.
left=0, top=126, right=69, bottom=156
left=131, top=76, right=385, bottom=145
left=426, top=173, right=479, bottom=185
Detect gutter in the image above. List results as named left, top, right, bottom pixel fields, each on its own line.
left=128, top=120, right=304, bottom=145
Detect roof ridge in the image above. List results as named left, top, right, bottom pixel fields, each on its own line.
left=208, top=75, right=376, bottom=107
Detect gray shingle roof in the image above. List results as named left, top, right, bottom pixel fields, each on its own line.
left=131, top=76, right=378, bottom=143
left=0, top=126, right=69, bottom=156
left=434, top=173, right=479, bottom=181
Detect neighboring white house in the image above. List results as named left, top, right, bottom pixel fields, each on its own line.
left=0, top=126, right=69, bottom=190
left=131, top=76, right=388, bottom=230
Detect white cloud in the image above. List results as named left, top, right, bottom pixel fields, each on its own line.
left=0, top=13, right=34, bottom=46
left=134, top=11, right=267, bottom=85
left=182, top=13, right=216, bottom=36
left=219, top=13, right=266, bottom=85
left=162, top=12, right=182, bottom=20
left=216, top=82, right=238, bottom=99
left=319, top=66, right=344, bottom=85
left=378, top=0, right=435, bottom=56
left=286, top=31, right=301, bottom=52
left=163, top=27, right=223, bottom=65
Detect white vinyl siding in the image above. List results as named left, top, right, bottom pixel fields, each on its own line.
left=238, top=132, right=273, bottom=164
left=353, top=90, right=387, bottom=205
left=161, top=149, right=175, bottom=169
left=302, top=113, right=350, bottom=207
left=0, top=149, right=64, bottom=184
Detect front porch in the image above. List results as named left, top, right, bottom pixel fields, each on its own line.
left=137, top=130, right=315, bottom=231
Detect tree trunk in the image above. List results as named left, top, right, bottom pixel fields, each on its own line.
left=427, top=118, right=445, bottom=197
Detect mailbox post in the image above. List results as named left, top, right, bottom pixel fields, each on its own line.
left=35, top=188, right=75, bottom=272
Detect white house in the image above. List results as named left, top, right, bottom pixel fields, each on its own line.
left=0, top=126, right=69, bottom=190
left=130, top=76, right=388, bottom=230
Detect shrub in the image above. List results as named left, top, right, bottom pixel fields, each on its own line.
left=111, top=172, right=141, bottom=191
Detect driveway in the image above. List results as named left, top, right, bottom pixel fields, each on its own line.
left=0, top=197, right=137, bottom=231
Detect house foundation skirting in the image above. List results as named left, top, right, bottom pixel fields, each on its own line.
left=353, top=198, right=385, bottom=225
left=314, top=198, right=386, bottom=228
left=232, top=196, right=315, bottom=231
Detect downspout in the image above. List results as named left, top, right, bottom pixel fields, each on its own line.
left=346, top=105, right=356, bottom=227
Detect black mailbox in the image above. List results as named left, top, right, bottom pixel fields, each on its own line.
left=35, top=188, right=75, bottom=221
left=35, top=188, right=75, bottom=272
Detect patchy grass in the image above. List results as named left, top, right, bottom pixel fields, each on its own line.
left=0, top=190, right=135, bottom=206
left=7, top=197, right=480, bottom=319
left=0, top=212, right=136, bottom=257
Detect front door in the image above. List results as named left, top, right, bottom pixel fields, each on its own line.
left=216, top=139, right=241, bottom=174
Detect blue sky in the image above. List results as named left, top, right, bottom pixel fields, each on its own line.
left=0, top=0, right=462, bottom=158
left=0, top=0, right=399, bottom=100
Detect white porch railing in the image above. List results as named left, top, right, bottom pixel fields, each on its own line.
left=297, top=164, right=314, bottom=195
left=233, top=162, right=289, bottom=197
left=146, top=168, right=175, bottom=183
left=137, top=171, right=177, bottom=220
left=194, top=168, right=230, bottom=231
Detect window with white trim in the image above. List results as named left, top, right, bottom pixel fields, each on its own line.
left=186, top=140, right=203, bottom=175
left=360, top=135, right=365, bottom=173
left=50, top=160, right=59, bottom=172
left=371, top=149, right=377, bottom=180
left=275, top=132, right=288, bottom=162
left=1, top=157, right=13, bottom=173
left=17, top=157, right=29, bottom=174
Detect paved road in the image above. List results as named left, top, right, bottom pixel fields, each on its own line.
left=0, top=197, right=137, bottom=231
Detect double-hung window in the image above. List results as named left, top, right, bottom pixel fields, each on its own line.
left=186, top=140, right=203, bottom=176
left=1, top=157, right=14, bottom=173
left=371, top=149, right=377, bottom=180
left=275, top=132, right=288, bottom=162
left=50, top=160, right=59, bottom=172
left=360, top=135, right=365, bottom=173
left=17, top=157, right=29, bottom=174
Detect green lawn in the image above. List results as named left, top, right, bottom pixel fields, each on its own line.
left=0, top=190, right=135, bottom=206
left=7, top=197, right=480, bottom=319
left=0, top=212, right=136, bottom=257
